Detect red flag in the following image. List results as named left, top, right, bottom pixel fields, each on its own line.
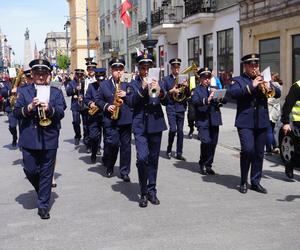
left=120, top=0, right=132, bottom=28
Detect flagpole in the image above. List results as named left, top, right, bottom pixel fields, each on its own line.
left=126, top=27, right=129, bottom=71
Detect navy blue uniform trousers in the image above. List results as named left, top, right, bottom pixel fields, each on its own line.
left=8, top=112, right=18, bottom=142
left=104, top=124, right=131, bottom=176
left=238, top=128, right=267, bottom=185
left=22, top=148, right=57, bottom=209
left=87, top=114, right=102, bottom=155
left=135, top=132, right=162, bottom=196
left=72, top=110, right=88, bottom=142
left=198, top=126, right=219, bottom=167
left=167, top=111, right=184, bottom=156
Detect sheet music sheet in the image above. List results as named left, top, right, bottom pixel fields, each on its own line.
left=262, top=67, right=271, bottom=82
left=36, top=85, right=50, bottom=102
left=145, top=68, right=160, bottom=84
left=212, top=89, right=227, bottom=99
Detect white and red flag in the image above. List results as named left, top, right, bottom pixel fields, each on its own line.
left=120, top=0, right=132, bottom=28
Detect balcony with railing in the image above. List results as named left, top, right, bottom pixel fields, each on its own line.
left=138, top=5, right=184, bottom=35
left=102, top=40, right=111, bottom=54
left=112, top=40, right=120, bottom=52
left=184, top=0, right=216, bottom=18
left=239, top=0, right=300, bottom=26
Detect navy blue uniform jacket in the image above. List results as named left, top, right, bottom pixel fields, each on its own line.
left=192, top=85, right=223, bottom=128
left=163, top=74, right=190, bottom=113
left=84, top=81, right=101, bottom=114
left=95, top=78, right=132, bottom=127
left=14, top=84, right=66, bottom=149
left=127, top=76, right=168, bottom=134
left=230, top=73, right=281, bottom=128
left=66, top=79, right=85, bottom=111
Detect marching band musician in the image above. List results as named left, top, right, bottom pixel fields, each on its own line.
left=1, top=69, right=26, bottom=147
left=23, top=69, right=34, bottom=85
left=95, top=58, right=132, bottom=181
left=229, top=53, right=281, bottom=194
left=13, top=59, right=66, bottom=219
left=83, top=59, right=98, bottom=152
left=84, top=68, right=106, bottom=163
left=164, top=58, right=190, bottom=161
left=127, top=53, right=168, bottom=208
left=192, top=67, right=226, bottom=176
left=66, top=69, right=86, bottom=146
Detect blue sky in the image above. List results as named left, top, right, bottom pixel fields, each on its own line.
left=0, top=0, right=69, bottom=64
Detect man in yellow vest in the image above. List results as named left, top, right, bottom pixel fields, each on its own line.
left=281, top=80, right=300, bottom=178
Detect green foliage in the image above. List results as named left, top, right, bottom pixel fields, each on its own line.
left=57, top=55, right=70, bottom=70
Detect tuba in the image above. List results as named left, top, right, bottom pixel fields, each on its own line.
left=111, top=77, right=124, bottom=120
left=172, top=62, right=198, bottom=102
left=254, top=69, right=275, bottom=98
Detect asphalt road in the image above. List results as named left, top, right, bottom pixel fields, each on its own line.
left=0, top=98, right=299, bottom=250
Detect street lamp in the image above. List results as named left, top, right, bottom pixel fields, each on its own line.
left=64, top=20, right=71, bottom=57
left=141, top=0, right=158, bottom=55
left=64, top=20, right=71, bottom=73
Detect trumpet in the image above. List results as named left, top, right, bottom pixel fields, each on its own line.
left=38, top=106, right=52, bottom=127
left=145, top=78, right=160, bottom=98
left=253, top=69, right=275, bottom=98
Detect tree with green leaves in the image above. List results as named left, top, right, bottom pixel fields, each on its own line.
left=56, top=54, right=70, bottom=70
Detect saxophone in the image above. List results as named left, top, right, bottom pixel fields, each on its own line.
left=111, top=77, right=124, bottom=120
left=253, top=69, right=275, bottom=98
left=10, top=69, right=25, bottom=109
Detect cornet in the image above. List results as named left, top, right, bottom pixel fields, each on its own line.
left=144, top=77, right=159, bottom=98
left=253, top=69, right=275, bottom=98
left=38, top=106, right=52, bottom=127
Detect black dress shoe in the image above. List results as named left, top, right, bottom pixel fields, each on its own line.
left=91, top=154, right=97, bottom=164
left=147, top=194, right=160, bottom=205
left=239, top=183, right=247, bottom=194
left=285, top=166, right=294, bottom=179
left=121, top=174, right=130, bottom=182
left=206, top=167, right=216, bottom=175
left=74, top=138, right=80, bottom=146
left=96, top=148, right=102, bottom=156
left=106, top=168, right=114, bottom=178
left=139, top=195, right=148, bottom=208
left=38, top=208, right=50, bottom=219
left=12, top=140, right=17, bottom=147
left=199, top=165, right=207, bottom=175
left=166, top=152, right=171, bottom=159
left=51, top=182, right=57, bottom=188
left=176, top=155, right=186, bottom=161
left=251, top=183, right=267, bottom=194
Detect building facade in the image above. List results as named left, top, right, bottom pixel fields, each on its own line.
left=98, top=0, right=240, bottom=83
left=44, top=32, right=70, bottom=67
left=67, top=0, right=100, bottom=72
left=239, top=0, right=300, bottom=96
left=144, top=0, right=240, bottom=81
left=99, top=0, right=141, bottom=71
left=0, top=32, right=13, bottom=73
